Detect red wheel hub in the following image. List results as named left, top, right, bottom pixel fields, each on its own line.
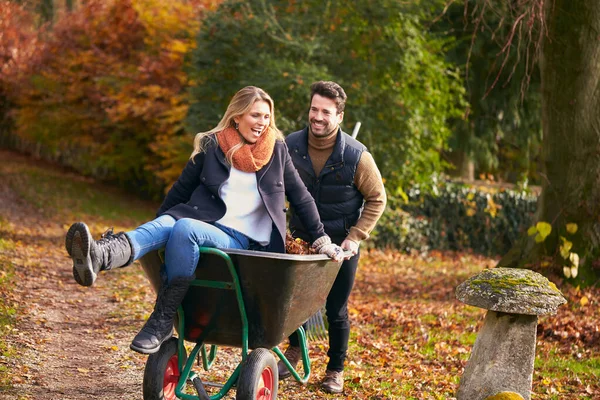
left=256, top=366, right=274, bottom=400
left=163, top=355, right=180, bottom=400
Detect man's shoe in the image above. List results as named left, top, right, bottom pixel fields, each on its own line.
left=277, top=346, right=302, bottom=379
left=321, top=369, right=344, bottom=394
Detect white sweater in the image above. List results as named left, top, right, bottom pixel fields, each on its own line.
left=216, top=166, right=272, bottom=245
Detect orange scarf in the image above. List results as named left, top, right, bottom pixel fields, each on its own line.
left=216, top=127, right=275, bottom=172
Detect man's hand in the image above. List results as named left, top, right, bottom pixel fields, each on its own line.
left=341, top=239, right=359, bottom=260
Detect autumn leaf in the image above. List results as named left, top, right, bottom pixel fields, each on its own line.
left=580, top=296, right=589, bottom=307
left=566, top=223, right=578, bottom=235
left=536, top=221, right=552, bottom=240
left=559, top=237, right=573, bottom=259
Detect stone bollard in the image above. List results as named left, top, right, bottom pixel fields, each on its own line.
left=455, top=268, right=567, bottom=400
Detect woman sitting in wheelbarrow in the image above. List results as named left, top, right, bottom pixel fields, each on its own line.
left=65, top=86, right=344, bottom=355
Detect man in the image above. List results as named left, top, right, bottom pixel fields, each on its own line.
left=280, top=81, right=387, bottom=393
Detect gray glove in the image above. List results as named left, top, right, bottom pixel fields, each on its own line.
left=311, top=236, right=344, bottom=262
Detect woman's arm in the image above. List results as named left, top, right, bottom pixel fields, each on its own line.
left=156, top=153, right=204, bottom=216
left=282, top=145, right=325, bottom=241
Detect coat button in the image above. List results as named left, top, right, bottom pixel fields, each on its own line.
left=201, top=177, right=206, bottom=181
left=302, top=156, right=307, bottom=159
left=276, top=181, right=282, bottom=187
left=211, top=195, right=215, bottom=199
left=193, top=206, right=198, bottom=210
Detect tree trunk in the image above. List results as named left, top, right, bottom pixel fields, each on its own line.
left=38, top=0, right=54, bottom=24
left=446, top=149, right=475, bottom=181
left=498, top=0, right=600, bottom=286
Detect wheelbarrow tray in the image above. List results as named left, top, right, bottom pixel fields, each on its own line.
left=139, top=249, right=341, bottom=349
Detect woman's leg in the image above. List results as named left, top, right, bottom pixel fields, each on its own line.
left=164, top=219, right=249, bottom=281
left=126, top=215, right=176, bottom=261
left=66, top=215, right=176, bottom=287
left=130, top=219, right=249, bottom=354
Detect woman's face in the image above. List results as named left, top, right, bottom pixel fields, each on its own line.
left=234, top=100, right=271, bottom=144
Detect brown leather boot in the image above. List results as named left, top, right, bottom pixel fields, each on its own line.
left=277, top=346, right=302, bottom=379
left=321, top=369, right=344, bottom=393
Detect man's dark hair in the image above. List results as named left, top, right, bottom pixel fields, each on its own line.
left=310, top=81, right=347, bottom=114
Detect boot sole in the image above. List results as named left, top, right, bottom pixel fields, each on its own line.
left=65, top=222, right=96, bottom=287
left=129, top=333, right=173, bottom=355
left=322, top=387, right=343, bottom=394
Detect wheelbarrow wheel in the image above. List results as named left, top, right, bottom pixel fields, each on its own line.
left=236, top=348, right=278, bottom=400
left=143, top=337, right=187, bottom=400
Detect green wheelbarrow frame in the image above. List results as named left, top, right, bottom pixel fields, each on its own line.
left=139, top=247, right=343, bottom=400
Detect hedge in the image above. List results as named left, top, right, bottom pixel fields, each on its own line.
left=369, top=180, right=538, bottom=256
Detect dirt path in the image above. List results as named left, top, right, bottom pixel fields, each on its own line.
left=0, top=151, right=151, bottom=399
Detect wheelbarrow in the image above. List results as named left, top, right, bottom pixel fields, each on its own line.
left=138, top=247, right=343, bottom=400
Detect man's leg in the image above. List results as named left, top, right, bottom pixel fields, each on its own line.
left=322, top=250, right=360, bottom=393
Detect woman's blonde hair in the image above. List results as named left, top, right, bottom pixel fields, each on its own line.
left=190, top=86, right=284, bottom=162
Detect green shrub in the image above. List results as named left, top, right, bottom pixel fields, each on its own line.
left=370, top=180, right=538, bottom=256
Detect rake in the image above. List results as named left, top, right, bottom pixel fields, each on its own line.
left=304, top=305, right=328, bottom=341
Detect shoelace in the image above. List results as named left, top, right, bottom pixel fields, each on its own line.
left=100, top=228, right=119, bottom=243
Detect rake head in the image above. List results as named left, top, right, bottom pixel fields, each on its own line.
left=305, top=307, right=328, bottom=342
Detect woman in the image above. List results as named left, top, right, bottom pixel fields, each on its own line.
left=65, top=86, right=344, bottom=355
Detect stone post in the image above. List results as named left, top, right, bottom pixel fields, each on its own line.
left=455, top=268, right=567, bottom=400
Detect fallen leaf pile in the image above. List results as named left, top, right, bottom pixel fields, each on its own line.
left=285, top=232, right=316, bottom=255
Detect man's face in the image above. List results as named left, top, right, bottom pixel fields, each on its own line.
left=309, top=94, right=343, bottom=137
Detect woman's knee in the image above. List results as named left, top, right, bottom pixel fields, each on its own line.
left=170, top=219, right=196, bottom=242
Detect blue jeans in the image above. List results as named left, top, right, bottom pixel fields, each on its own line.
left=125, top=215, right=250, bottom=282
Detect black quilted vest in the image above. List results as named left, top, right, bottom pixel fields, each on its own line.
left=286, top=127, right=366, bottom=242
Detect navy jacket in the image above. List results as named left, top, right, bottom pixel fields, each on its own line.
left=157, top=136, right=325, bottom=253
left=286, top=127, right=365, bottom=242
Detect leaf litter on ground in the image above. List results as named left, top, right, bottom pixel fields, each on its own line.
left=0, top=148, right=598, bottom=399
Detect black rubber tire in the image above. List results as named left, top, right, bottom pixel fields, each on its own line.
left=236, top=348, right=278, bottom=400
left=143, top=337, right=187, bottom=400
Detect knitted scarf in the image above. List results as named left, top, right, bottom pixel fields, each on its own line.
left=216, top=126, right=275, bottom=172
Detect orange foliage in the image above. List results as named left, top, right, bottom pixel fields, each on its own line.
left=0, top=1, right=40, bottom=130
left=0, top=2, right=39, bottom=83
left=10, top=0, right=221, bottom=196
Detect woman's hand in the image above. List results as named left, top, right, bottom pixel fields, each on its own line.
left=311, top=236, right=344, bottom=262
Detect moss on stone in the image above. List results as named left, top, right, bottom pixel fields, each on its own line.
left=485, top=392, right=525, bottom=400
left=468, top=273, right=545, bottom=298
left=468, top=268, right=560, bottom=295
left=456, top=267, right=567, bottom=315
left=548, top=281, right=560, bottom=293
